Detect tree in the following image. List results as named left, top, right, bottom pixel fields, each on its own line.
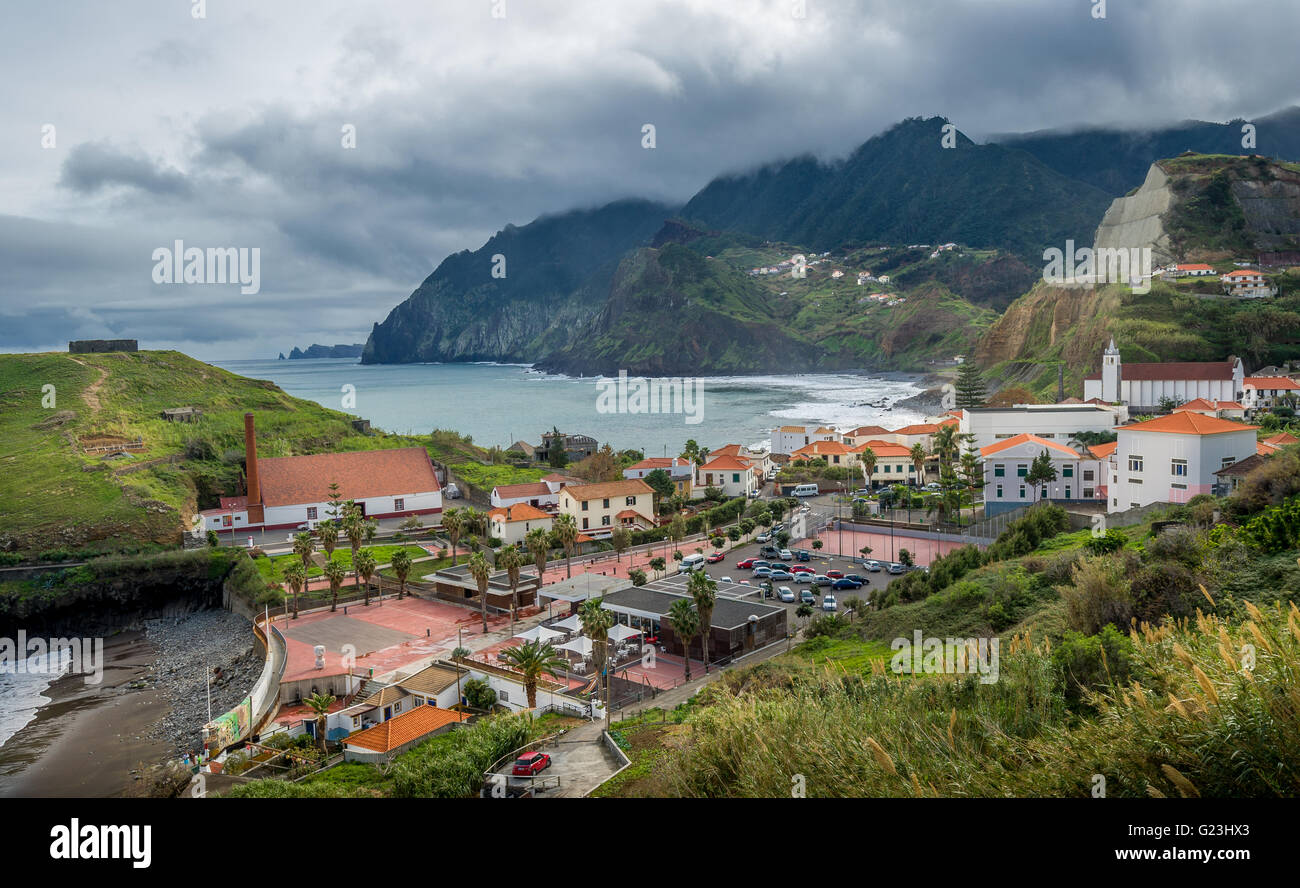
left=442, top=507, right=464, bottom=563
left=553, top=513, right=579, bottom=578
left=354, top=549, right=377, bottom=606
left=390, top=548, right=412, bottom=601
left=283, top=560, right=306, bottom=620
left=468, top=551, right=492, bottom=633
left=579, top=597, right=615, bottom=711
left=859, top=446, right=877, bottom=489
left=499, top=641, right=568, bottom=709
left=317, top=522, right=339, bottom=561
left=843, top=595, right=866, bottom=622
left=629, top=568, right=648, bottom=586
left=899, top=549, right=914, bottom=567
left=303, top=692, right=335, bottom=753
left=954, top=360, right=987, bottom=409
left=526, top=527, right=550, bottom=583
left=325, top=481, right=343, bottom=521
left=610, top=526, right=631, bottom=563
left=1026, top=450, right=1058, bottom=503
left=293, top=531, right=315, bottom=572
left=667, top=513, right=686, bottom=558
left=680, top=440, right=702, bottom=463
left=665, top=598, right=700, bottom=682
left=342, top=503, right=366, bottom=598
left=932, top=424, right=959, bottom=472
left=206, top=529, right=219, bottom=548
left=498, top=544, right=523, bottom=632
left=687, top=570, right=718, bottom=671
left=462, top=677, right=497, bottom=711
left=643, top=468, right=676, bottom=508
left=812, top=539, right=823, bottom=551
left=323, top=559, right=346, bottom=612
left=910, top=443, right=928, bottom=487
left=649, top=556, right=666, bottom=578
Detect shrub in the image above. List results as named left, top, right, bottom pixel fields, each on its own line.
left=463, top=678, right=497, bottom=711
left=1084, top=527, right=1126, bottom=556
left=1051, top=625, right=1136, bottom=710
left=1058, top=554, right=1134, bottom=635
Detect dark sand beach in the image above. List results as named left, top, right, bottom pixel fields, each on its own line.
left=0, top=631, right=171, bottom=798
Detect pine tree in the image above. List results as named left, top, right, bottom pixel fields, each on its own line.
left=953, top=360, right=987, bottom=409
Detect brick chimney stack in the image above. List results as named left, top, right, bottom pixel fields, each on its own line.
left=244, top=412, right=264, bottom=524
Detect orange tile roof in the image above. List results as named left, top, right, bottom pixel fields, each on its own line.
left=980, top=433, right=1080, bottom=459
left=1245, top=376, right=1300, bottom=390
left=1264, top=432, right=1299, bottom=446
left=700, top=455, right=753, bottom=470
left=256, top=448, right=439, bottom=507
left=1176, top=263, right=1214, bottom=271
left=615, top=509, right=643, bottom=520
left=493, top=481, right=553, bottom=499
left=1257, top=441, right=1280, bottom=455
left=625, top=457, right=678, bottom=471
left=938, top=416, right=960, bottom=427
left=1222, top=269, right=1262, bottom=278
left=845, top=425, right=890, bottom=437
left=853, top=440, right=911, bottom=457
left=1117, top=413, right=1259, bottom=436
left=1090, top=441, right=1119, bottom=459
left=560, top=479, right=652, bottom=501
left=791, top=440, right=851, bottom=458
left=344, top=706, right=469, bottom=753
left=891, top=423, right=939, bottom=436
left=1174, top=398, right=1245, bottom=412
left=489, top=503, right=553, bottom=523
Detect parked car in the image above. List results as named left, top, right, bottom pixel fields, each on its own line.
left=720, top=576, right=734, bottom=584
left=852, top=488, right=870, bottom=497
left=924, top=482, right=942, bottom=492
left=778, top=549, right=793, bottom=560
left=813, top=575, right=833, bottom=586
left=798, top=505, right=811, bottom=514
left=862, top=560, right=882, bottom=572
left=771, top=523, right=785, bottom=534
left=825, top=569, right=844, bottom=580
left=756, top=532, right=772, bottom=543
left=794, top=550, right=811, bottom=562
left=753, top=567, right=773, bottom=578
left=760, top=545, right=782, bottom=558
left=769, top=570, right=794, bottom=581
left=844, top=574, right=868, bottom=585
left=769, top=562, right=791, bottom=572
left=799, top=589, right=817, bottom=605
left=887, top=563, right=906, bottom=574
left=512, top=751, right=551, bottom=776
left=706, top=551, right=725, bottom=563
left=822, top=594, right=838, bottom=612
left=750, top=560, right=771, bottom=570
left=831, top=577, right=862, bottom=590
left=736, top=558, right=756, bottom=569
left=777, top=586, right=796, bottom=603
left=793, top=572, right=814, bottom=583
left=790, top=565, right=814, bottom=574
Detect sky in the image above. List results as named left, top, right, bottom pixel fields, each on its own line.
left=2, top=0, right=1298, bottom=360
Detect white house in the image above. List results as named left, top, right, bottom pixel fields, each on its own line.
left=558, top=478, right=655, bottom=538
left=1241, top=375, right=1300, bottom=414
left=487, top=503, right=554, bottom=546
left=770, top=425, right=838, bottom=455
left=695, top=454, right=758, bottom=498
left=1171, top=263, right=1216, bottom=277
left=959, top=404, right=1127, bottom=450
left=1173, top=398, right=1247, bottom=421
left=1221, top=269, right=1276, bottom=298
left=199, top=412, right=441, bottom=533
left=1107, top=412, right=1259, bottom=511
left=1082, top=340, right=1244, bottom=412
left=979, top=434, right=1106, bottom=515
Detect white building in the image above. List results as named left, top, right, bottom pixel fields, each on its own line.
left=959, top=404, right=1127, bottom=451
left=558, top=479, right=655, bottom=538
left=1241, top=375, right=1300, bottom=414
left=1107, top=412, right=1259, bottom=511
left=770, top=425, right=839, bottom=455
left=979, top=434, right=1106, bottom=515
left=1083, top=339, right=1244, bottom=412
left=487, top=503, right=554, bottom=546
left=696, top=454, right=758, bottom=498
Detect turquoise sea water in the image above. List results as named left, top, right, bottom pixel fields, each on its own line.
left=213, top=359, right=933, bottom=457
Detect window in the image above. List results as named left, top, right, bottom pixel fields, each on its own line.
left=995, top=484, right=1003, bottom=499
left=602, top=515, right=611, bottom=526
left=582, top=518, right=589, bottom=529
left=1221, top=456, right=1236, bottom=468
left=1171, top=459, right=1187, bottom=477
left=602, top=498, right=610, bottom=508
left=625, top=496, right=636, bottom=506
left=1019, top=485, right=1026, bottom=499
left=499, top=689, right=509, bottom=703
left=1128, top=456, right=1144, bottom=472
left=1083, top=470, right=1094, bottom=481
left=1016, top=464, right=1028, bottom=477
left=393, top=498, right=404, bottom=511
left=352, top=716, right=360, bottom=728
left=306, top=507, right=318, bottom=520
left=1062, top=466, right=1073, bottom=478
left=994, top=464, right=1005, bottom=477
left=1084, top=488, right=1094, bottom=499
left=413, top=695, right=424, bottom=706
left=581, top=501, right=589, bottom=511
left=393, top=701, right=402, bottom=713
left=222, top=515, right=232, bottom=527
left=732, top=473, right=740, bottom=483
left=1064, top=486, right=1071, bottom=499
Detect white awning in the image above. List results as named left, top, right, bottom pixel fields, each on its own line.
left=607, top=624, right=641, bottom=642
left=557, top=636, right=593, bottom=656
left=551, top=614, right=583, bottom=632
left=514, top=625, right=564, bottom=644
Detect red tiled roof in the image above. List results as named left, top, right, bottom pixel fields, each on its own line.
left=1245, top=376, right=1300, bottom=390
left=1264, top=432, right=1299, bottom=446
left=615, top=509, right=643, bottom=520
left=891, top=423, right=939, bottom=435
left=1222, top=269, right=1262, bottom=278
left=980, top=433, right=1079, bottom=459
left=700, top=455, right=753, bottom=470
left=626, top=457, right=676, bottom=471
left=853, top=440, right=910, bottom=457
left=256, top=448, right=439, bottom=507
left=1090, top=441, right=1119, bottom=459
left=1176, top=263, right=1214, bottom=271
left=344, top=706, right=469, bottom=753
left=846, top=425, right=890, bottom=437
left=493, top=482, right=553, bottom=499
left=1117, top=413, right=1258, bottom=436
left=560, top=479, right=652, bottom=501
left=1174, top=398, right=1245, bottom=411
left=488, top=503, right=553, bottom=523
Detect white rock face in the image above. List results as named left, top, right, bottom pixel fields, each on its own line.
left=1093, top=163, right=1175, bottom=265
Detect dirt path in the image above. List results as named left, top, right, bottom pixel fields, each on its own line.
left=68, top=357, right=108, bottom=411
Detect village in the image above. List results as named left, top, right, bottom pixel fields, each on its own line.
left=184, top=338, right=1300, bottom=797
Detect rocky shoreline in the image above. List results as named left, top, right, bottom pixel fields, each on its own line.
left=143, top=609, right=260, bottom=756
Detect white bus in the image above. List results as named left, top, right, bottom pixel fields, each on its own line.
left=792, top=484, right=820, bottom=497
left=677, top=553, right=706, bottom=573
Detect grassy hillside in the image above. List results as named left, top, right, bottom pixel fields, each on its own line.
left=0, top=350, right=536, bottom=556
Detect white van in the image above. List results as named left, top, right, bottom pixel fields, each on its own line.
left=677, top=553, right=706, bottom=573
left=792, top=484, right=820, bottom=497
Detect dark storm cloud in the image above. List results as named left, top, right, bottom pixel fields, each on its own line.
left=3, top=0, right=1298, bottom=357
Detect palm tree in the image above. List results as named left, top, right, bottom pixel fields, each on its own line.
left=959, top=449, right=981, bottom=526
left=303, top=692, right=335, bottom=753
left=687, top=570, right=717, bottom=672
left=667, top=513, right=686, bottom=559
left=525, top=527, right=550, bottom=586
left=468, top=551, right=492, bottom=633
left=554, top=514, right=579, bottom=578
left=283, top=560, right=306, bottom=619
left=933, top=424, right=959, bottom=471
left=354, top=549, right=377, bottom=606
left=322, top=559, right=346, bottom=612
left=461, top=507, right=482, bottom=542
left=579, top=597, right=615, bottom=707
left=390, top=548, right=412, bottom=600
left=610, top=526, right=631, bottom=563
left=342, top=504, right=365, bottom=598
left=665, top=598, right=700, bottom=682
left=910, top=443, right=928, bottom=488
left=293, top=531, right=315, bottom=572
left=859, top=446, right=877, bottom=490
left=499, top=641, right=568, bottom=709
left=498, top=544, right=523, bottom=632
left=442, top=507, right=464, bottom=563
left=317, top=522, right=339, bottom=561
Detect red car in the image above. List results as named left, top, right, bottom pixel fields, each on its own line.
left=512, top=751, right=552, bottom=776
left=825, top=570, right=845, bottom=579
left=707, top=551, right=725, bottom=563
left=790, top=565, right=814, bottom=574
left=736, top=558, right=756, bottom=569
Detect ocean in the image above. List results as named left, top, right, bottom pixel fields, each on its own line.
left=212, top=359, right=934, bottom=457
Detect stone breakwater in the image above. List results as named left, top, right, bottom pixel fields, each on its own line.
left=143, top=609, right=259, bottom=756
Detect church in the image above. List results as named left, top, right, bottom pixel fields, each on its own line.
left=1082, top=340, right=1244, bottom=413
